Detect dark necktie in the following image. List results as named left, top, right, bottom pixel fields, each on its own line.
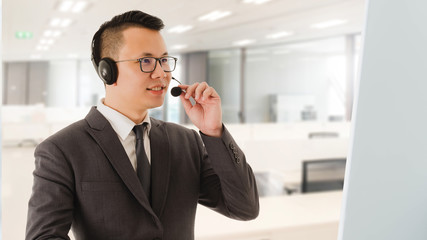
left=133, top=123, right=151, bottom=202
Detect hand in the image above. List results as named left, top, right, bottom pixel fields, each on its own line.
left=179, top=82, right=223, bottom=137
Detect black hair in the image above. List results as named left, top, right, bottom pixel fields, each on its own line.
left=91, top=10, right=164, bottom=66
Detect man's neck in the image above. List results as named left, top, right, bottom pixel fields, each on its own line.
left=103, top=98, right=148, bottom=124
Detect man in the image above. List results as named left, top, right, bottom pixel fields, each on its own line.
left=26, top=10, right=259, bottom=240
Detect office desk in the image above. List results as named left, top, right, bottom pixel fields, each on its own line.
left=2, top=145, right=343, bottom=240
left=195, top=191, right=343, bottom=240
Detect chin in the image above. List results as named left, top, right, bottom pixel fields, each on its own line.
left=147, top=100, right=165, bottom=109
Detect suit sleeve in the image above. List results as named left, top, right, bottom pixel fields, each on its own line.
left=26, top=139, right=74, bottom=240
left=196, top=125, right=259, bottom=220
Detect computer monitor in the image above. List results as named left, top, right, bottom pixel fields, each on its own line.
left=301, top=158, right=346, bottom=193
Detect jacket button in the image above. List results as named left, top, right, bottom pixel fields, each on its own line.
left=229, top=143, right=235, bottom=150
left=235, top=157, right=241, bottom=164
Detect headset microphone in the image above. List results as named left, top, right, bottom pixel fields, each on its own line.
left=171, top=77, right=185, bottom=97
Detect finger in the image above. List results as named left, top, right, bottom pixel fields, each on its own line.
left=194, top=82, right=209, bottom=100
left=202, top=86, right=219, bottom=100
left=178, top=84, right=189, bottom=90
left=174, top=85, right=188, bottom=95
left=180, top=94, right=193, bottom=113
left=185, top=83, right=199, bottom=99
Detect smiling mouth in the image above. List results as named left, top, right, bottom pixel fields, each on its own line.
left=146, top=86, right=166, bottom=91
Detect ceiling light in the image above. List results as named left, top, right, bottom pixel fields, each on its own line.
left=58, top=0, right=88, bottom=13
left=199, top=10, right=232, bottom=22
left=36, top=45, right=49, bottom=51
left=50, top=18, right=62, bottom=27
left=43, top=30, right=53, bottom=37
left=60, top=19, right=73, bottom=27
left=172, top=44, right=188, bottom=50
left=243, top=0, right=272, bottom=4
left=52, top=30, right=62, bottom=37
left=58, top=0, right=74, bottom=12
left=311, top=19, right=348, bottom=29
left=43, top=30, right=62, bottom=37
left=266, top=31, right=293, bottom=39
left=233, top=39, right=256, bottom=46
left=168, top=25, right=193, bottom=34
left=40, top=39, right=55, bottom=45
left=50, top=18, right=72, bottom=27
left=72, top=1, right=88, bottom=13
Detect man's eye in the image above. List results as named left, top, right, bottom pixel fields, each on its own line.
left=141, top=58, right=152, bottom=64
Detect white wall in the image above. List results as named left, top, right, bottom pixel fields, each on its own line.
left=47, top=60, right=78, bottom=107
left=77, top=59, right=105, bottom=106
left=46, top=59, right=103, bottom=108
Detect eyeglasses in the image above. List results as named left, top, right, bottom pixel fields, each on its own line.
left=115, top=56, right=177, bottom=73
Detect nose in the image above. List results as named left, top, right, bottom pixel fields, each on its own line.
left=151, top=59, right=167, bottom=79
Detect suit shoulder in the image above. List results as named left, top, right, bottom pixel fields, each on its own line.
left=41, top=119, right=88, bottom=146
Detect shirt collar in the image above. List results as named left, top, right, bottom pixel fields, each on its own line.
left=96, top=98, right=151, bottom=141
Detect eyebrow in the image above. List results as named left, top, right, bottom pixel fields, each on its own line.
left=139, top=52, right=169, bottom=57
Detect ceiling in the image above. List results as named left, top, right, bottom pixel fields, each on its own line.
left=2, top=0, right=366, bottom=61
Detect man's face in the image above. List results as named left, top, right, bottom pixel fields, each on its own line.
left=113, top=27, right=171, bottom=112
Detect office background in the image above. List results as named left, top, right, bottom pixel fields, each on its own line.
left=1, top=0, right=366, bottom=239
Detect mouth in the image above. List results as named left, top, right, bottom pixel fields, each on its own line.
left=146, top=86, right=166, bottom=91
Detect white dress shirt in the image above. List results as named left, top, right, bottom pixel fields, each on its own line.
left=96, top=98, right=151, bottom=171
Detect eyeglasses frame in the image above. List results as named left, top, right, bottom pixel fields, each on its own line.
left=115, top=56, right=178, bottom=73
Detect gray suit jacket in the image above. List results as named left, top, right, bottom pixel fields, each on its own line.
left=26, top=107, right=259, bottom=240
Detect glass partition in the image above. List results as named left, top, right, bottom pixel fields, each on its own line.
left=244, top=37, right=347, bottom=123
left=208, top=49, right=241, bottom=123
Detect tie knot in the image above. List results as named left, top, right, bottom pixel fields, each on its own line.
left=133, top=123, right=147, bottom=140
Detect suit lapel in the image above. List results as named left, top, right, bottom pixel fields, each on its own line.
left=84, top=107, right=157, bottom=218
left=150, top=118, right=171, bottom=218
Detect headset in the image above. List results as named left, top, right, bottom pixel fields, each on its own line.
left=91, top=22, right=184, bottom=97
left=91, top=26, right=118, bottom=85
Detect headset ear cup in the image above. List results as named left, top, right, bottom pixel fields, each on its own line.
left=98, top=58, right=118, bottom=85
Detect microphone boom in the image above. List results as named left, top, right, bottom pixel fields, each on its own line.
left=170, top=77, right=185, bottom=97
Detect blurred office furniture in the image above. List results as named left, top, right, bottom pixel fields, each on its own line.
left=254, top=171, right=287, bottom=197
left=2, top=108, right=349, bottom=240
left=1, top=105, right=90, bottom=146
left=2, top=105, right=350, bottom=195
left=196, top=191, right=343, bottom=240
left=301, top=158, right=346, bottom=193
left=301, top=105, right=317, bottom=121
left=308, top=132, right=339, bottom=139
left=2, top=105, right=350, bottom=144
left=2, top=143, right=342, bottom=240
left=269, top=94, right=317, bottom=122
left=241, top=137, right=349, bottom=189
